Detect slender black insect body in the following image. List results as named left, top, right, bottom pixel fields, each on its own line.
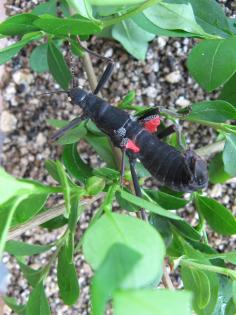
left=68, top=87, right=208, bottom=193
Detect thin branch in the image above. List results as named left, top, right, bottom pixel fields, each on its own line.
left=195, top=140, right=225, bottom=158
left=8, top=195, right=102, bottom=240
left=162, top=261, right=175, bottom=289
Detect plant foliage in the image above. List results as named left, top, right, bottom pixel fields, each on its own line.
left=1, top=0, right=236, bottom=314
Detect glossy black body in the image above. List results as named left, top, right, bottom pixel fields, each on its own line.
left=69, top=88, right=208, bottom=193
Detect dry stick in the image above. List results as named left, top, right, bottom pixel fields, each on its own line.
left=81, top=50, right=175, bottom=289
left=7, top=196, right=102, bottom=240
left=196, top=140, right=225, bottom=158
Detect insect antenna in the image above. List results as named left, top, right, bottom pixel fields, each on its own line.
left=36, top=91, right=68, bottom=97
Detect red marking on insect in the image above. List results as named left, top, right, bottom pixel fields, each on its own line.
left=144, top=117, right=161, bottom=133
left=126, top=140, right=140, bottom=153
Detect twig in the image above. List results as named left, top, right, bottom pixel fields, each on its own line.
left=162, top=261, right=175, bottom=289
left=8, top=195, right=102, bottom=240
left=195, top=140, right=225, bottom=158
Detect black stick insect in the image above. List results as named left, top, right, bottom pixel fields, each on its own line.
left=50, top=37, right=208, bottom=204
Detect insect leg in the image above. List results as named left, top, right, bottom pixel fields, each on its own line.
left=128, top=156, right=147, bottom=221
left=156, top=125, right=176, bottom=139
left=120, top=148, right=126, bottom=186
left=76, top=36, right=115, bottom=95
left=50, top=115, right=86, bottom=142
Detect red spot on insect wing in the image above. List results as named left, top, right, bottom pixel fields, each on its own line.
left=126, top=140, right=140, bottom=153
left=144, top=117, right=161, bottom=133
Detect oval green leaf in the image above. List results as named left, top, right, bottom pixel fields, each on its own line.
left=113, top=290, right=192, bottom=315
left=33, top=14, right=102, bottom=35
left=47, top=40, right=72, bottom=90
left=223, top=134, right=236, bottom=176
left=186, top=100, right=236, bottom=123
left=83, top=212, right=165, bottom=288
left=26, top=282, right=51, bottom=315
left=195, top=194, right=236, bottom=235
left=187, top=38, right=236, bottom=92
left=30, top=44, right=49, bottom=73
left=112, top=18, right=155, bottom=60
left=0, top=13, right=40, bottom=36
left=57, top=245, right=80, bottom=305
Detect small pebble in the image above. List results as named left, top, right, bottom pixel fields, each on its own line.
left=165, top=71, right=181, bottom=84
left=0, top=111, right=17, bottom=132
left=175, top=96, right=190, bottom=107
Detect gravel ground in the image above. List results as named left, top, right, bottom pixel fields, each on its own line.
left=1, top=1, right=236, bottom=314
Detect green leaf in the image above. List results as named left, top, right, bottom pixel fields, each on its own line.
left=86, top=176, right=105, bottom=196
left=33, top=14, right=102, bottom=35
left=112, top=18, right=155, bottom=60
left=220, top=73, right=236, bottom=107
left=57, top=123, right=87, bottom=145
left=47, top=118, right=68, bottom=128
left=186, top=100, right=236, bottom=123
left=145, top=189, right=188, bottom=210
left=226, top=298, right=236, bottom=315
left=0, top=196, right=26, bottom=260
left=187, top=38, right=236, bottom=92
left=179, top=238, right=219, bottom=315
left=26, top=282, right=51, bottom=315
left=18, top=260, right=44, bottom=287
left=29, top=44, right=49, bottom=73
left=83, top=213, right=165, bottom=288
left=45, top=160, right=61, bottom=182
left=12, top=193, right=48, bottom=225
left=93, top=167, right=119, bottom=180
left=206, top=251, right=236, bottom=265
left=133, top=13, right=196, bottom=37
left=91, top=243, right=141, bottom=315
left=0, top=13, right=40, bottom=35
left=144, top=2, right=205, bottom=35
left=85, top=133, right=117, bottom=169
left=62, top=144, right=92, bottom=182
left=68, top=194, right=80, bottom=232
left=223, top=134, right=236, bottom=176
left=57, top=245, right=80, bottom=305
left=5, top=241, right=52, bottom=256
left=41, top=214, right=68, bottom=230
left=115, top=190, right=139, bottom=212
left=32, top=0, right=57, bottom=16
left=113, top=289, right=192, bottom=315
left=171, top=220, right=201, bottom=241
left=209, top=153, right=231, bottom=184
left=0, top=30, right=43, bottom=67
left=56, top=161, right=71, bottom=215
left=195, top=194, right=236, bottom=235
left=4, top=296, right=26, bottom=315
left=120, top=190, right=182, bottom=221
left=47, top=40, right=72, bottom=90
left=149, top=214, right=172, bottom=247
left=188, top=0, right=231, bottom=37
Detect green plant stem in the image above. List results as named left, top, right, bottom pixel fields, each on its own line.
left=181, top=259, right=236, bottom=281
left=101, top=0, right=161, bottom=28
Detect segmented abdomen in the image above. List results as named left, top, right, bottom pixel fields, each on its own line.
left=136, top=131, right=192, bottom=192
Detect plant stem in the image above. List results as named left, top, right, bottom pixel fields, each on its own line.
left=7, top=196, right=101, bottom=240
left=181, top=259, right=236, bottom=280
left=195, top=140, right=225, bottom=158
